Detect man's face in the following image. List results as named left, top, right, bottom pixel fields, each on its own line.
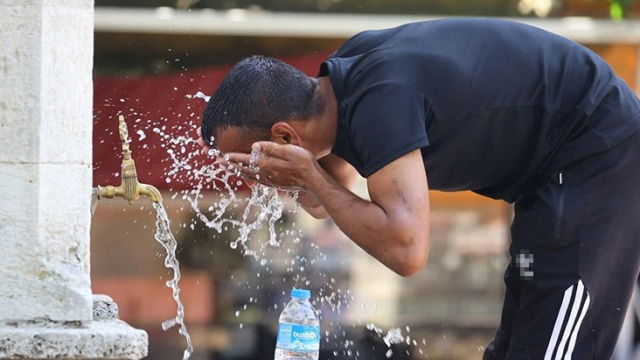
left=211, top=127, right=260, bottom=187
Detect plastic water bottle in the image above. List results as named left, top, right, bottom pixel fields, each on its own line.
left=275, top=289, right=320, bottom=360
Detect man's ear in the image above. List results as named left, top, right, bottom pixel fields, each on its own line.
left=270, top=122, right=302, bottom=146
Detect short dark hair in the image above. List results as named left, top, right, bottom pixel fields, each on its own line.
left=201, top=55, right=324, bottom=146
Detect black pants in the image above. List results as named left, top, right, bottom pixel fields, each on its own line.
left=484, top=130, right=640, bottom=360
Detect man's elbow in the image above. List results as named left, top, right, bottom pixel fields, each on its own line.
left=395, top=233, right=430, bottom=278
left=396, top=255, right=428, bottom=277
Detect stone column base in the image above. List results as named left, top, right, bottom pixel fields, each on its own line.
left=0, top=295, right=148, bottom=359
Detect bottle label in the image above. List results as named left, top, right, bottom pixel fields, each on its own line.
left=276, top=323, right=320, bottom=351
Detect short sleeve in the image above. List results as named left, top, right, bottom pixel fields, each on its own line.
left=347, top=84, right=430, bottom=177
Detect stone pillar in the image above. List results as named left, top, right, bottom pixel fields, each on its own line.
left=0, top=0, right=93, bottom=323
left=0, top=1, right=147, bottom=358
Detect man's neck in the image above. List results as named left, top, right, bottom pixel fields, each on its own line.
left=315, top=76, right=339, bottom=158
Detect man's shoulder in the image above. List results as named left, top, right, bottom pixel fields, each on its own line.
left=330, top=25, right=408, bottom=59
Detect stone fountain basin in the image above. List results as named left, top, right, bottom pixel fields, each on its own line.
left=0, top=295, right=147, bottom=360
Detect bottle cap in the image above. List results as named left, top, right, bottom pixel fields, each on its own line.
left=291, top=288, right=311, bottom=299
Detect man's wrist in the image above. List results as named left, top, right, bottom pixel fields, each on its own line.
left=305, top=161, right=329, bottom=195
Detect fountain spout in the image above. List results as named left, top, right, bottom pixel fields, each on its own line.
left=95, top=115, right=163, bottom=205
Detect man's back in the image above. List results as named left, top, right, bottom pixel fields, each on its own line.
left=320, top=19, right=640, bottom=201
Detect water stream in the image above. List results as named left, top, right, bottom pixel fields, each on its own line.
left=153, top=202, right=194, bottom=360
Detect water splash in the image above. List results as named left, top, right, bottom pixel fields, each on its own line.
left=249, top=148, right=261, bottom=170
left=153, top=202, right=194, bottom=360
left=156, top=128, right=293, bottom=257
left=136, top=129, right=147, bottom=141
left=185, top=91, right=211, bottom=102
left=383, top=328, right=405, bottom=347
left=365, top=324, right=410, bottom=358
left=366, top=323, right=383, bottom=335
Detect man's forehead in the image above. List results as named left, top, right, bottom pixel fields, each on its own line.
left=214, top=127, right=253, bottom=154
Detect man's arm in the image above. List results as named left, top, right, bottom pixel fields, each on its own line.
left=298, top=154, right=358, bottom=219
left=306, top=149, right=430, bottom=277
left=222, top=142, right=430, bottom=277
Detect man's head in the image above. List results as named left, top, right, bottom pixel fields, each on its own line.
left=201, top=55, right=331, bottom=157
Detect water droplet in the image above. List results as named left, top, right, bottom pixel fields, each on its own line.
left=136, top=129, right=146, bottom=141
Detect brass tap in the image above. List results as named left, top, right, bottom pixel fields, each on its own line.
left=95, top=115, right=163, bottom=205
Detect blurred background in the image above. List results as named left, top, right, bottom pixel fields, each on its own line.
left=90, top=1, right=640, bottom=359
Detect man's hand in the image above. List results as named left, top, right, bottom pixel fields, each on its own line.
left=196, top=127, right=212, bottom=154
left=220, top=141, right=331, bottom=218
left=220, top=142, right=324, bottom=191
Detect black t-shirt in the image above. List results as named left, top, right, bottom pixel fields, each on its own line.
left=318, top=18, right=640, bottom=202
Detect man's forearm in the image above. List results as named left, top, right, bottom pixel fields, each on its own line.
left=307, top=168, right=423, bottom=276
left=222, top=142, right=428, bottom=276
left=297, top=155, right=357, bottom=219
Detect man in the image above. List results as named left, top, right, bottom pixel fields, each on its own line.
left=197, top=18, right=640, bottom=359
